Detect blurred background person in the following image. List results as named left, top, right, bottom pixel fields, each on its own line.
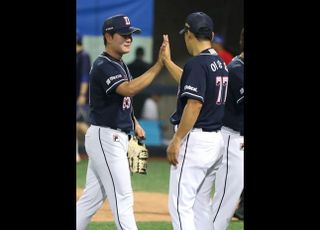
left=141, top=94, right=161, bottom=120
left=128, top=46, right=151, bottom=119
left=212, top=33, right=234, bottom=65
left=76, top=31, right=91, bottom=163
left=139, top=93, right=166, bottom=146
left=128, top=46, right=151, bottom=78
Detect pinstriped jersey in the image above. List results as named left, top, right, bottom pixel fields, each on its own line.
left=88, top=52, right=133, bottom=132
left=170, top=48, right=229, bottom=131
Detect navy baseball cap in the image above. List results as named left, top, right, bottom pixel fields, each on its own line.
left=179, top=12, right=213, bottom=39
left=102, top=14, right=141, bottom=35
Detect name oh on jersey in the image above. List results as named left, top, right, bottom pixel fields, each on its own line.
left=210, top=59, right=228, bottom=72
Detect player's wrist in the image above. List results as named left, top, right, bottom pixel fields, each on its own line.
left=163, top=57, right=172, bottom=66
left=173, top=133, right=182, bottom=142
left=156, top=58, right=164, bottom=67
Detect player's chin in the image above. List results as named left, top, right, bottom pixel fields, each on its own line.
left=122, top=45, right=131, bottom=53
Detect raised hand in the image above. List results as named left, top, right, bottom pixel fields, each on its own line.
left=160, top=34, right=171, bottom=63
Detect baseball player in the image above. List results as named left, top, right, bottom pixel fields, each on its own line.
left=76, top=14, right=163, bottom=230
left=160, top=12, right=229, bottom=230
left=211, top=28, right=244, bottom=230
left=76, top=31, right=91, bottom=163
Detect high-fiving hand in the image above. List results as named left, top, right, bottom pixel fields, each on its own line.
left=160, top=34, right=171, bottom=63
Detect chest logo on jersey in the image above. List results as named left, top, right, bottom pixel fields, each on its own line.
left=106, top=74, right=122, bottom=85
left=184, top=85, right=198, bottom=92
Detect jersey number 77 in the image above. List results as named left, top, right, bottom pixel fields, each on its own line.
left=216, top=76, right=228, bottom=105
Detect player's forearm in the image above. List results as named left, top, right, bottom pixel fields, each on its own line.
left=133, top=116, right=140, bottom=127
left=174, top=99, right=202, bottom=141
left=129, top=61, right=162, bottom=94
left=117, top=61, right=163, bottom=96
left=164, top=59, right=183, bottom=83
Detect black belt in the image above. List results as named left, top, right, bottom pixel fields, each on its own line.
left=173, top=125, right=219, bottom=133
left=192, top=128, right=219, bottom=132
left=116, top=128, right=131, bottom=134
left=100, top=126, right=131, bottom=134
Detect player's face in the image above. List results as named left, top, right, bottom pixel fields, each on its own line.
left=110, top=33, right=133, bottom=54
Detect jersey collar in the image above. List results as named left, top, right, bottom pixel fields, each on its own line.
left=236, top=55, right=244, bottom=64
left=102, top=51, right=122, bottom=63
left=198, top=48, right=218, bottom=56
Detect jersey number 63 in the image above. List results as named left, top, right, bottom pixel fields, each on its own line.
left=122, top=97, right=131, bottom=110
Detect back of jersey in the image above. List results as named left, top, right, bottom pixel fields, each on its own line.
left=171, top=48, right=229, bottom=131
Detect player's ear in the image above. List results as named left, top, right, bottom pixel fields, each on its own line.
left=105, top=33, right=113, bottom=43
left=186, top=30, right=193, bottom=40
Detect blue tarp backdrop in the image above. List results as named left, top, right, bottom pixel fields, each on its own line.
left=76, top=0, right=154, bottom=36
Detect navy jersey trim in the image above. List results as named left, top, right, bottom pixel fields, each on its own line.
left=198, top=53, right=215, bottom=56
left=198, top=48, right=218, bottom=56
left=105, top=79, right=127, bottom=94
left=213, top=134, right=230, bottom=224
left=234, top=55, right=244, bottom=65
left=123, top=63, right=132, bottom=80
left=180, top=92, right=204, bottom=103
left=99, top=55, right=128, bottom=77
left=98, top=54, right=132, bottom=94
left=237, top=96, right=244, bottom=104
left=177, top=133, right=191, bottom=230
left=98, top=128, right=124, bottom=230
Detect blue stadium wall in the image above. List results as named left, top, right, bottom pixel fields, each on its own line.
left=76, top=0, right=154, bottom=64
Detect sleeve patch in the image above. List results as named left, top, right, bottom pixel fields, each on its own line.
left=106, top=74, right=123, bottom=85
left=184, top=85, right=198, bottom=93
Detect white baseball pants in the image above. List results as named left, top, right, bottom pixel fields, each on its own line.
left=211, top=126, right=244, bottom=230
left=77, top=125, right=137, bottom=230
left=169, top=129, right=224, bottom=230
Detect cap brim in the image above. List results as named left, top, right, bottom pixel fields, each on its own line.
left=117, top=27, right=141, bottom=35
left=179, top=28, right=187, bottom=35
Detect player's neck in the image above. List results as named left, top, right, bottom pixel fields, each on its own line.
left=193, top=41, right=211, bottom=56
left=105, top=47, right=122, bottom=60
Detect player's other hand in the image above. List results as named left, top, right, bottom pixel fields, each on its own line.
left=135, top=123, right=146, bottom=140
left=166, top=137, right=180, bottom=166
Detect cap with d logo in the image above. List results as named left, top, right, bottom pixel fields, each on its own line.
left=102, top=15, right=141, bottom=35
